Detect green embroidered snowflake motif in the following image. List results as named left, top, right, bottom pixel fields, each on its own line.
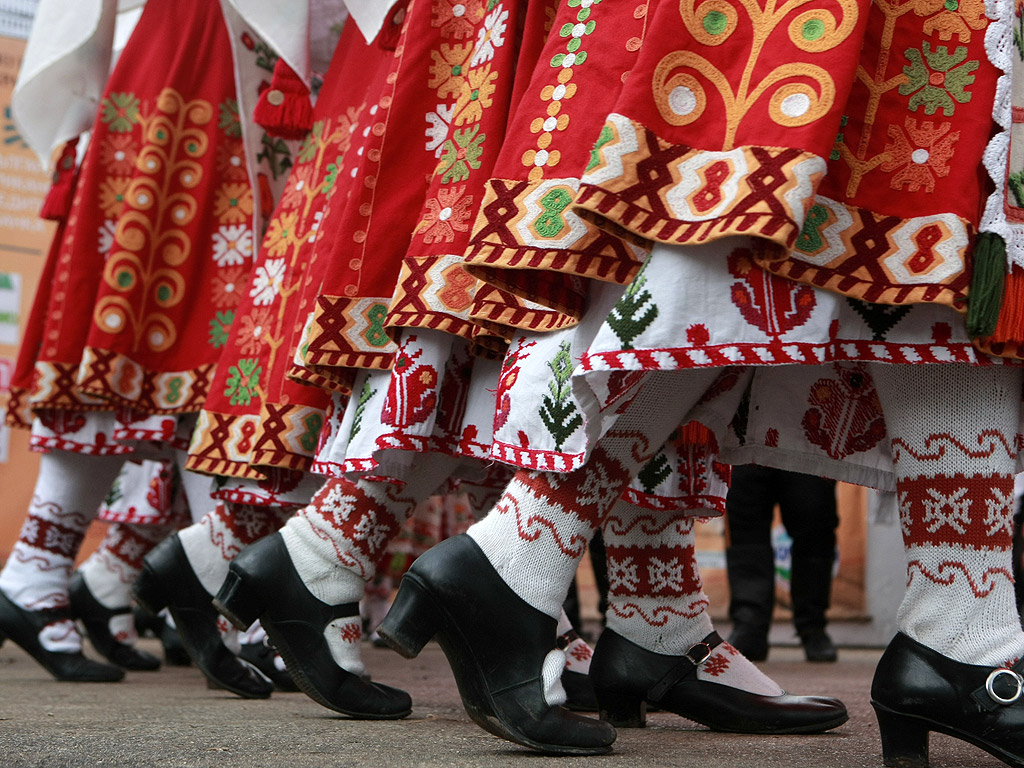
left=586, top=124, right=614, bottom=172
left=258, top=134, right=294, bottom=180
left=208, top=310, right=234, bottom=348
left=439, top=125, right=486, bottom=183
left=218, top=99, right=242, bottom=138
left=298, top=121, right=325, bottom=164
left=101, top=93, right=141, bottom=133
left=637, top=445, right=673, bottom=493
left=606, top=270, right=659, bottom=349
left=351, top=379, right=376, bottom=438
left=539, top=340, right=583, bottom=451
left=224, top=358, right=262, bottom=406
left=900, top=43, right=978, bottom=116
left=322, top=155, right=345, bottom=193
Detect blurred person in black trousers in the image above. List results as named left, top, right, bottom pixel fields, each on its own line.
left=725, top=465, right=839, bottom=662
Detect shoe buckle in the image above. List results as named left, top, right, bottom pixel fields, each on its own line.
left=985, top=668, right=1024, bottom=705
left=684, top=641, right=713, bottom=667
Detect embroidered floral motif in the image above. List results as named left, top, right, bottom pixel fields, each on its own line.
left=224, top=358, right=262, bottom=405
left=429, top=43, right=474, bottom=99
left=249, top=258, right=286, bottom=305
left=900, top=43, right=978, bottom=116
left=211, top=267, right=246, bottom=308
left=100, top=92, right=141, bottom=133
left=213, top=183, right=254, bottom=223
left=101, top=135, right=137, bottom=174
left=438, top=125, right=486, bottom=182
left=455, top=64, right=497, bottom=125
left=471, top=4, right=508, bottom=65
left=208, top=310, right=234, bottom=348
left=881, top=117, right=959, bottom=192
left=418, top=185, right=474, bottom=242
left=218, top=99, right=242, bottom=138
left=235, top=308, right=271, bottom=356
left=211, top=224, right=254, bottom=266
left=432, top=0, right=486, bottom=39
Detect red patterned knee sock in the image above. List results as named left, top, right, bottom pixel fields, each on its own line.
left=603, top=498, right=781, bottom=694
left=178, top=502, right=293, bottom=596
left=874, top=363, right=1024, bottom=667
left=467, top=371, right=719, bottom=620
left=0, top=451, right=125, bottom=651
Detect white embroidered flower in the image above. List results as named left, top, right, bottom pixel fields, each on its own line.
left=426, top=104, right=456, bottom=157
left=471, top=4, right=508, bottom=66
left=211, top=224, right=254, bottom=267
left=249, top=258, right=286, bottom=305
left=98, top=220, right=117, bottom=256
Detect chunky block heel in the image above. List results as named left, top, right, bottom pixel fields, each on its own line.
left=596, top=688, right=647, bottom=728
left=131, top=562, right=169, bottom=616
left=377, top=574, right=442, bottom=659
left=873, top=704, right=929, bottom=768
left=212, top=569, right=261, bottom=630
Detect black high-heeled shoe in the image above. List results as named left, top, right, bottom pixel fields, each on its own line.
left=376, top=534, right=617, bottom=755
left=214, top=533, right=411, bottom=718
left=871, top=632, right=1024, bottom=768
left=133, top=605, right=193, bottom=666
left=590, top=627, right=848, bottom=733
left=69, top=572, right=160, bottom=671
left=0, top=589, right=123, bottom=682
left=131, top=534, right=272, bottom=699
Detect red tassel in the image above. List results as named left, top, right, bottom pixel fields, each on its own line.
left=252, top=59, right=313, bottom=140
left=975, top=263, right=1024, bottom=360
left=39, top=138, right=79, bottom=222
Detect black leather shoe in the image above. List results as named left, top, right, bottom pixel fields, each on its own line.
left=214, top=533, right=411, bottom=718
left=69, top=572, right=160, bottom=671
left=801, top=630, right=838, bottom=663
left=238, top=633, right=299, bottom=692
left=871, top=632, right=1024, bottom=768
left=133, top=605, right=192, bottom=666
left=591, top=628, right=847, bottom=733
left=131, top=533, right=272, bottom=698
left=727, top=625, right=768, bottom=662
left=377, top=534, right=617, bottom=755
left=0, top=589, right=123, bottom=682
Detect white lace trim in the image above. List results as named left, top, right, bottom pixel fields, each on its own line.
left=982, top=0, right=1024, bottom=268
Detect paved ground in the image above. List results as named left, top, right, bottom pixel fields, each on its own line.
left=0, top=635, right=1007, bottom=768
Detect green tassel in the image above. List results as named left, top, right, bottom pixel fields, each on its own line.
left=967, top=232, right=1007, bottom=339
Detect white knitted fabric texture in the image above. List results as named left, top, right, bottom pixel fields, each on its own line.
left=873, top=363, right=1024, bottom=667
left=0, top=451, right=125, bottom=652
left=603, top=498, right=781, bottom=696
left=178, top=511, right=240, bottom=597
left=469, top=371, right=712, bottom=619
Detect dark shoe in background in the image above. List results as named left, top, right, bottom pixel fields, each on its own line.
left=801, top=630, right=838, bottom=663
left=727, top=625, right=769, bottom=662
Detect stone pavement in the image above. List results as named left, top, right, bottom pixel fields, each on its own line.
left=0, top=636, right=1007, bottom=768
